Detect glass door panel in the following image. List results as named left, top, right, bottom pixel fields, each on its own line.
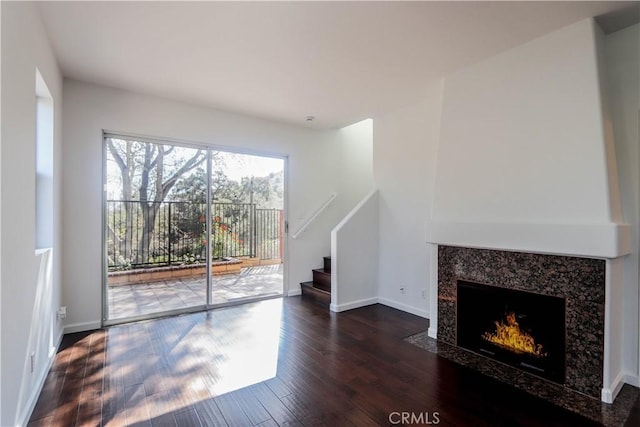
left=209, top=152, right=285, bottom=305
left=104, top=136, right=208, bottom=322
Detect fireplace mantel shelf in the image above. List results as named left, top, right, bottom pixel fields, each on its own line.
left=426, top=220, right=631, bottom=259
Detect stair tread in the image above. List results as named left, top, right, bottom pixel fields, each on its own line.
left=300, top=281, right=331, bottom=307
left=310, top=270, right=331, bottom=292
left=301, top=281, right=330, bottom=294
left=300, top=257, right=332, bottom=308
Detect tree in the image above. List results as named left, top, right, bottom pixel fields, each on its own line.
left=170, top=168, right=283, bottom=207
left=240, top=172, right=284, bottom=209
left=169, top=155, right=228, bottom=204
left=107, top=138, right=206, bottom=264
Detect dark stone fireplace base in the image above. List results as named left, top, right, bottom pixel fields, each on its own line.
left=437, top=246, right=605, bottom=398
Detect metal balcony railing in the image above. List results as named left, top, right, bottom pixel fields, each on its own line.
left=106, top=200, right=283, bottom=271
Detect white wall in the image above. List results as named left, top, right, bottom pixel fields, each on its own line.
left=1, top=2, right=64, bottom=426
left=604, top=23, right=640, bottom=387
left=373, top=82, right=443, bottom=318
left=337, top=119, right=374, bottom=209
left=331, top=190, right=378, bottom=312
left=0, top=2, right=4, bottom=421
left=330, top=119, right=377, bottom=311
left=62, top=80, right=373, bottom=330
left=428, top=19, right=629, bottom=258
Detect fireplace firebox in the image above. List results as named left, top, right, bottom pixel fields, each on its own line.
left=457, top=280, right=566, bottom=384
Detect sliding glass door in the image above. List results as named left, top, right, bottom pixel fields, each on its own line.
left=209, top=152, right=285, bottom=305
left=103, top=134, right=285, bottom=324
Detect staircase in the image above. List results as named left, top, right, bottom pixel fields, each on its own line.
left=300, top=256, right=331, bottom=306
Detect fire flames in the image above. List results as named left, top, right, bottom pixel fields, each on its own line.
left=481, top=312, right=547, bottom=357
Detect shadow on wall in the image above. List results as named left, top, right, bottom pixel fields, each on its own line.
left=15, top=248, right=58, bottom=425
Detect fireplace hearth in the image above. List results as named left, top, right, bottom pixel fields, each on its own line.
left=457, top=280, right=566, bottom=383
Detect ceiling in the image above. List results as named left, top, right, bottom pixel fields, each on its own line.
left=38, top=1, right=638, bottom=129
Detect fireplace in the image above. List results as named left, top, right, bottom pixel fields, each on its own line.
left=437, top=246, right=605, bottom=399
left=457, top=280, right=566, bottom=383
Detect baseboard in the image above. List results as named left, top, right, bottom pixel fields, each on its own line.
left=19, top=330, right=64, bottom=427
left=427, top=327, right=437, bottom=339
left=329, top=297, right=378, bottom=313
left=287, top=289, right=302, bottom=297
left=601, top=370, right=625, bottom=403
left=64, top=320, right=102, bottom=334
left=327, top=296, right=430, bottom=318
left=377, top=297, right=429, bottom=319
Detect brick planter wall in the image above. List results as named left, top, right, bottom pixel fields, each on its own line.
left=108, top=257, right=280, bottom=286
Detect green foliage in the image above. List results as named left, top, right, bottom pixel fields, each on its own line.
left=181, top=253, right=200, bottom=264
left=170, top=169, right=284, bottom=208
left=108, top=255, right=132, bottom=271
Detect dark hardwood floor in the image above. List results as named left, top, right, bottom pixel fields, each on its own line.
left=28, top=297, right=636, bottom=426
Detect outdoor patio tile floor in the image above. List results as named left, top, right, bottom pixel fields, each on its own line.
left=108, top=264, right=283, bottom=320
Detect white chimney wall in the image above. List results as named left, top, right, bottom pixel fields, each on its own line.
left=427, top=18, right=630, bottom=259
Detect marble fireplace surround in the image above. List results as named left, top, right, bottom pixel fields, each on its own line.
left=435, top=245, right=606, bottom=399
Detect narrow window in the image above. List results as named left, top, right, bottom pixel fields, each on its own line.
left=35, top=69, right=53, bottom=249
